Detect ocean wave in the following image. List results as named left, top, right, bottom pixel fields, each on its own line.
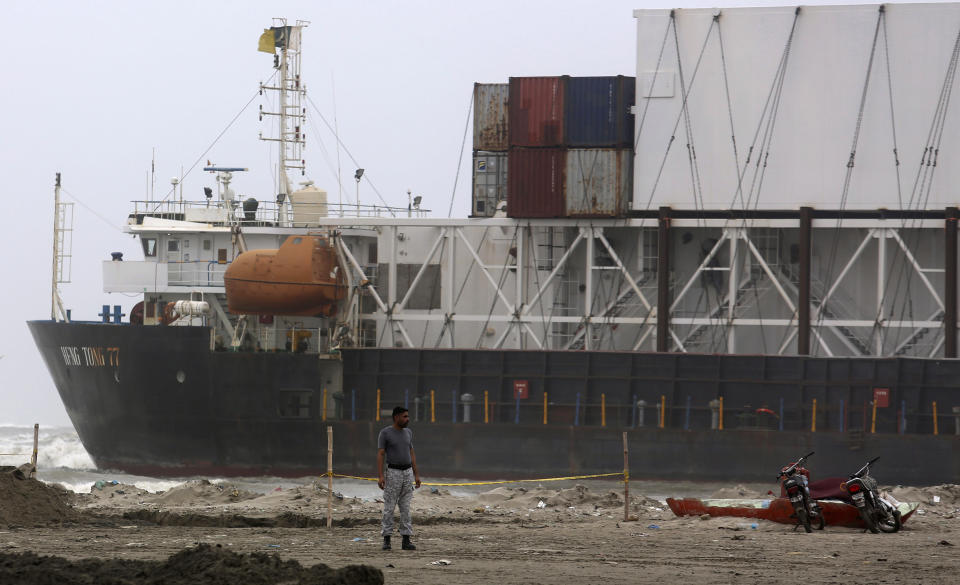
left=0, top=424, right=94, bottom=470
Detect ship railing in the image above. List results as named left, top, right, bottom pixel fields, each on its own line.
left=326, top=389, right=954, bottom=436
left=167, top=260, right=229, bottom=287
left=128, top=199, right=429, bottom=225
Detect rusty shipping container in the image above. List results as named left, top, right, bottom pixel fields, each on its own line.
left=564, top=149, right=632, bottom=217
left=507, top=148, right=565, bottom=218
left=473, top=83, right=509, bottom=151
left=508, top=76, right=566, bottom=147
left=472, top=151, right=508, bottom=217
left=565, top=76, right=636, bottom=148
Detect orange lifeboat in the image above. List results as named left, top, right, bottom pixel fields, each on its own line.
left=224, top=235, right=346, bottom=316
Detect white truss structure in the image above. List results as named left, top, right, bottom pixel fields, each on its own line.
left=323, top=215, right=955, bottom=358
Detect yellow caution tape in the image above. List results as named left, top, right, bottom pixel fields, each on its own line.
left=328, top=471, right=625, bottom=486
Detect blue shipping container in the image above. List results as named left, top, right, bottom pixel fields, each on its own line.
left=564, top=76, right=635, bottom=148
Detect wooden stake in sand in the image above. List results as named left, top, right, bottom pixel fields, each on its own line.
left=30, top=424, right=39, bottom=479
left=623, top=431, right=629, bottom=521
left=327, top=425, right=333, bottom=529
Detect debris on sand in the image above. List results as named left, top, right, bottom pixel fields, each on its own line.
left=0, top=543, right=383, bottom=585
left=154, top=479, right=261, bottom=505
left=710, top=484, right=767, bottom=499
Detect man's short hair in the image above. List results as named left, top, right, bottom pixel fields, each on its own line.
left=392, top=406, right=408, bottom=418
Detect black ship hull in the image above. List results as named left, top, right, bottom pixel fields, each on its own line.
left=28, top=320, right=960, bottom=484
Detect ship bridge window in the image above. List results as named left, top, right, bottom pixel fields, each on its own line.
left=142, top=238, right=157, bottom=258
left=278, top=390, right=313, bottom=418
left=167, top=240, right=180, bottom=252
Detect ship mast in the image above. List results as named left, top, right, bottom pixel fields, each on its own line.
left=258, top=18, right=309, bottom=227
left=51, top=172, right=73, bottom=322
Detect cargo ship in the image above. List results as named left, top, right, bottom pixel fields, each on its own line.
left=29, top=7, right=960, bottom=484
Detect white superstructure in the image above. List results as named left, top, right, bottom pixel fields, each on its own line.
left=101, top=6, right=960, bottom=359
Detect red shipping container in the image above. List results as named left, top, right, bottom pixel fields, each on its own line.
left=507, top=148, right=566, bottom=218
left=509, top=76, right=566, bottom=147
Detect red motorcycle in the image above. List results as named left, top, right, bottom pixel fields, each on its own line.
left=777, top=451, right=825, bottom=533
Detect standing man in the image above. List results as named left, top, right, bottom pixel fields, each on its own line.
left=378, top=406, right=421, bottom=550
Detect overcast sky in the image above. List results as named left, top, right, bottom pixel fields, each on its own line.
left=0, top=0, right=932, bottom=428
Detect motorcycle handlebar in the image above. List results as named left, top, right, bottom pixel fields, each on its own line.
left=777, top=452, right=814, bottom=480
left=851, top=456, right=880, bottom=479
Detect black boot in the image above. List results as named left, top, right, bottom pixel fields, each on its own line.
left=401, top=535, right=417, bottom=550
left=382, top=536, right=391, bottom=550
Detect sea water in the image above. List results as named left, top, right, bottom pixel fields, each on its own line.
left=0, top=424, right=378, bottom=498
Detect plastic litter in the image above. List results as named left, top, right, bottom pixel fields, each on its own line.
left=933, top=495, right=941, bottom=504
left=352, top=537, right=368, bottom=542
left=647, top=524, right=660, bottom=529
left=430, top=559, right=452, bottom=566
left=537, top=500, right=546, bottom=509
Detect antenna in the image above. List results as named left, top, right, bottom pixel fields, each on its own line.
left=332, top=72, right=343, bottom=215
left=150, top=147, right=156, bottom=202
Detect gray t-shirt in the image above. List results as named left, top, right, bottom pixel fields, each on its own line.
left=377, top=426, right=413, bottom=466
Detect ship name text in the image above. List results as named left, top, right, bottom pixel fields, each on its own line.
left=59, top=346, right=120, bottom=367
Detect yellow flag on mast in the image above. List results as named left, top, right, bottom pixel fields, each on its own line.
left=258, top=29, right=275, bottom=53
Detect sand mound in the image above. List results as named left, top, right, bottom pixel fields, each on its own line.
left=889, top=484, right=960, bottom=507
left=0, top=543, right=382, bottom=585
left=470, top=484, right=625, bottom=510
left=0, top=466, right=80, bottom=527
left=88, top=480, right=152, bottom=499
left=154, top=479, right=260, bottom=505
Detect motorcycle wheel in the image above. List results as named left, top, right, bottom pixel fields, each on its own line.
left=796, top=506, right=813, bottom=533
left=813, top=511, right=826, bottom=531
left=859, top=506, right=879, bottom=534
left=877, top=509, right=902, bottom=533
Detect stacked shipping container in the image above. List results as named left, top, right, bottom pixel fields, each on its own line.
left=472, top=83, right=509, bottom=217
left=473, top=76, right=635, bottom=218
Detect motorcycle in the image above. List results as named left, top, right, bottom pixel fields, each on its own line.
left=841, top=456, right=901, bottom=534
left=777, top=451, right=824, bottom=533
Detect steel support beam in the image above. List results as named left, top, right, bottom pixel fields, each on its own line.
left=656, top=207, right=671, bottom=352
left=947, top=207, right=958, bottom=358
left=727, top=228, right=739, bottom=352
left=798, top=206, right=812, bottom=355
left=876, top=229, right=887, bottom=355
left=338, top=236, right=415, bottom=348
left=584, top=228, right=594, bottom=350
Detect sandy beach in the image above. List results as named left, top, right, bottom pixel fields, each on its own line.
left=2, top=468, right=959, bottom=584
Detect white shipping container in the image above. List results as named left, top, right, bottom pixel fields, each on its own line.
left=633, top=3, right=960, bottom=211
left=472, top=151, right=508, bottom=217
left=565, top=149, right=632, bottom=217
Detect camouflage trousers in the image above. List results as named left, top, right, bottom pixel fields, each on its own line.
left=381, top=467, right=415, bottom=536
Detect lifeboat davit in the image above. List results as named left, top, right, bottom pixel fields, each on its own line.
left=224, top=234, right=346, bottom=316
